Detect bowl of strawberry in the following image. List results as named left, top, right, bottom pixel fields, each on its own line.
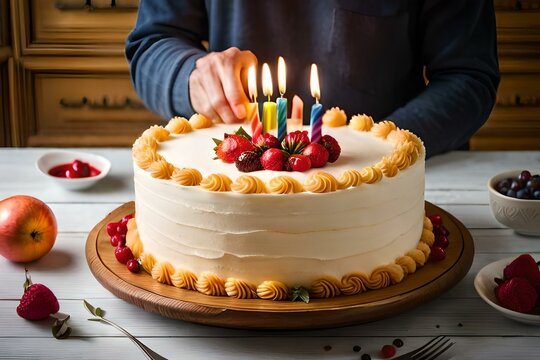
left=36, top=150, right=111, bottom=190
left=475, top=254, right=540, bottom=325
left=488, top=169, right=540, bottom=236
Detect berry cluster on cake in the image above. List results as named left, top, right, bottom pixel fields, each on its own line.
left=126, top=109, right=435, bottom=301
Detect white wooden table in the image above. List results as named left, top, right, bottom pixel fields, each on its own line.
left=1, top=149, right=540, bottom=360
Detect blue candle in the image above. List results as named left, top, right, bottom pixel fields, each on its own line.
left=310, top=102, right=322, bottom=143
left=277, top=97, right=287, bottom=141
left=309, top=64, right=322, bottom=143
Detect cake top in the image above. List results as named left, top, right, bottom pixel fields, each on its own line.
left=132, top=113, right=424, bottom=194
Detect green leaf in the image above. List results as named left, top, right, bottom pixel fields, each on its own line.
left=212, top=138, right=222, bottom=146
left=87, top=318, right=102, bottom=322
left=83, top=300, right=96, bottom=316
left=52, top=315, right=72, bottom=340
left=290, top=286, right=310, bottom=303
left=95, top=307, right=104, bottom=317
left=235, top=126, right=252, bottom=141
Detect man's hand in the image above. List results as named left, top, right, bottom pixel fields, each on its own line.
left=189, top=47, right=257, bottom=123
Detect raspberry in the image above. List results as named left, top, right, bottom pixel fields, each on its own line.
left=319, top=135, right=341, bottom=163
left=215, top=134, right=255, bottom=163
left=287, top=154, right=311, bottom=172
left=428, top=214, right=443, bottom=228
left=16, top=270, right=59, bottom=321
left=106, top=221, right=119, bottom=237
left=235, top=151, right=263, bottom=172
left=110, top=234, right=125, bottom=247
left=302, top=143, right=329, bottom=168
left=495, top=277, right=538, bottom=313
left=433, top=234, right=449, bottom=249
left=503, top=254, right=540, bottom=288
left=380, top=344, right=396, bottom=358
left=260, top=148, right=286, bottom=171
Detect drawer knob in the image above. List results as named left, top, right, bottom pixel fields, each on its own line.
left=59, top=96, right=145, bottom=110
left=55, top=1, right=138, bottom=11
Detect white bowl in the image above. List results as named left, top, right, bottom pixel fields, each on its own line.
left=487, top=170, right=540, bottom=237
left=36, top=150, right=111, bottom=190
left=474, top=257, right=540, bottom=325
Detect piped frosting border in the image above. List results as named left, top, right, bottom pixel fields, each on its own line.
left=126, top=216, right=435, bottom=301
left=132, top=116, right=424, bottom=194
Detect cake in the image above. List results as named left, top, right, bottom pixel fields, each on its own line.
left=127, top=113, right=434, bottom=301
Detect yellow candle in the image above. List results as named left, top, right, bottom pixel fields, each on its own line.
left=262, top=63, right=277, bottom=133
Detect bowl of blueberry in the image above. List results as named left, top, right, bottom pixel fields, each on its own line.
left=488, top=169, right=540, bottom=236
left=36, top=150, right=111, bottom=190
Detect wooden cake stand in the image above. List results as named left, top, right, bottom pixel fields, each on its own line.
left=86, top=201, right=474, bottom=330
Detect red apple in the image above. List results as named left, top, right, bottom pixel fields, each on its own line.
left=0, top=195, right=57, bottom=262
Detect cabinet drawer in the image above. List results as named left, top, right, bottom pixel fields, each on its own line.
left=23, top=58, right=161, bottom=147
left=24, top=0, right=138, bottom=55
left=495, top=0, right=540, bottom=56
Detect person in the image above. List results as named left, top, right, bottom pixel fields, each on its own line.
left=125, top=0, right=500, bottom=158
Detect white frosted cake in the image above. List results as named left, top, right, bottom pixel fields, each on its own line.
left=127, top=113, right=435, bottom=301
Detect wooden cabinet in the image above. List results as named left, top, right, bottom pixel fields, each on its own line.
left=470, top=0, right=540, bottom=150
left=6, top=0, right=160, bottom=147
left=2, top=0, right=540, bottom=148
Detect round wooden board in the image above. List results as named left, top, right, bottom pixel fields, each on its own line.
left=86, top=201, right=474, bottom=330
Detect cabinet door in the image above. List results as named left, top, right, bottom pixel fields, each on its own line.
left=21, top=57, right=162, bottom=147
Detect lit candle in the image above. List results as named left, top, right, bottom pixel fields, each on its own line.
left=262, top=63, right=277, bottom=134
left=276, top=56, right=287, bottom=141
left=247, top=65, right=262, bottom=143
left=289, top=95, right=303, bottom=131
left=309, top=63, right=322, bottom=143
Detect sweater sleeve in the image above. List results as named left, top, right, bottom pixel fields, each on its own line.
left=125, top=0, right=209, bottom=119
left=388, top=0, right=500, bottom=157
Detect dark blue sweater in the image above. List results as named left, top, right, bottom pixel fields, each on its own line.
left=126, top=0, right=499, bottom=157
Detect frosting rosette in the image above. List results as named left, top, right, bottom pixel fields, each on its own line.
left=231, top=175, right=267, bottom=194
left=267, top=176, right=303, bottom=194
left=322, top=107, right=347, bottom=127
left=142, top=125, right=170, bottom=142
left=189, top=113, right=213, bottom=129
left=256, top=281, right=289, bottom=301
left=165, top=116, right=192, bottom=134
left=172, top=167, right=202, bottom=186
left=349, top=114, right=374, bottom=131
left=200, top=173, right=232, bottom=192
left=304, top=171, right=338, bottom=193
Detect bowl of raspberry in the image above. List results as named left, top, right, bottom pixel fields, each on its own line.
left=488, top=169, right=540, bottom=236
left=474, top=254, right=540, bottom=325
left=36, top=150, right=111, bottom=190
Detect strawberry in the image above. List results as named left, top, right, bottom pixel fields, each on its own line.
left=16, top=269, right=59, bottom=320
left=503, top=254, right=540, bottom=288
left=281, top=130, right=310, bottom=154
left=319, top=135, right=341, bottom=163
left=235, top=151, right=263, bottom=172
left=287, top=154, right=311, bottom=172
left=302, top=143, right=329, bottom=168
left=260, top=148, right=286, bottom=171
left=215, top=134, right=255, bottom=163
left=255, top=133, right=280, bottom=150
left=495, top=277, right=537, bottom=313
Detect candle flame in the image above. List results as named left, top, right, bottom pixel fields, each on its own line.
left=248, top=65, right=257, bottom=102
left=310, top=63, right=320, bottom=101
left=262, top=63, right=273, bottom=98
left=278, top=56, right=286, bottom=96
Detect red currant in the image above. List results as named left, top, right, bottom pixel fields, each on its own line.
left=428, top=214, right=442, bottom=228
left=430, top=246, right=446, bottom=262
left=116, top=223, right=128, bottom=236
left=106, top=222, right=119, bottom=237
left=110, top=234, right=125, bottom=247
left=433, top=234, right=449, bottom=249
left=380, top=344, right=396, bottom=358
left=114, top=246, right=134, bottom=264
left=434, top=225, right=449, bottom=236
left=126, top=259, right=140, bottom=273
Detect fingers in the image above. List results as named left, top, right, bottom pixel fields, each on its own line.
left=188, top=48, right=257, bottom=124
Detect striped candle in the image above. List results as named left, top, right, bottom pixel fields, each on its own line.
left=309, top=64, right=322, bottom=143
left=277, top=97, right=287, bottom=141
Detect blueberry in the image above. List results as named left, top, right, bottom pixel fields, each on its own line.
left=534, top=190, right=540, bottom=200
left=506, top=189, right=517, bottom=198
left=497, top=179, right=510, bottom=192
left=519, top=170, right=532, bottom=183
left=532, top=175, right=540, bottom=181
left=510, top=180, right=522, bottom=192
left=516, top=188, right=530, bottom=199
left=499, top=186, right=509, bottom=195
left=527, top=179, right=540, bottom=192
